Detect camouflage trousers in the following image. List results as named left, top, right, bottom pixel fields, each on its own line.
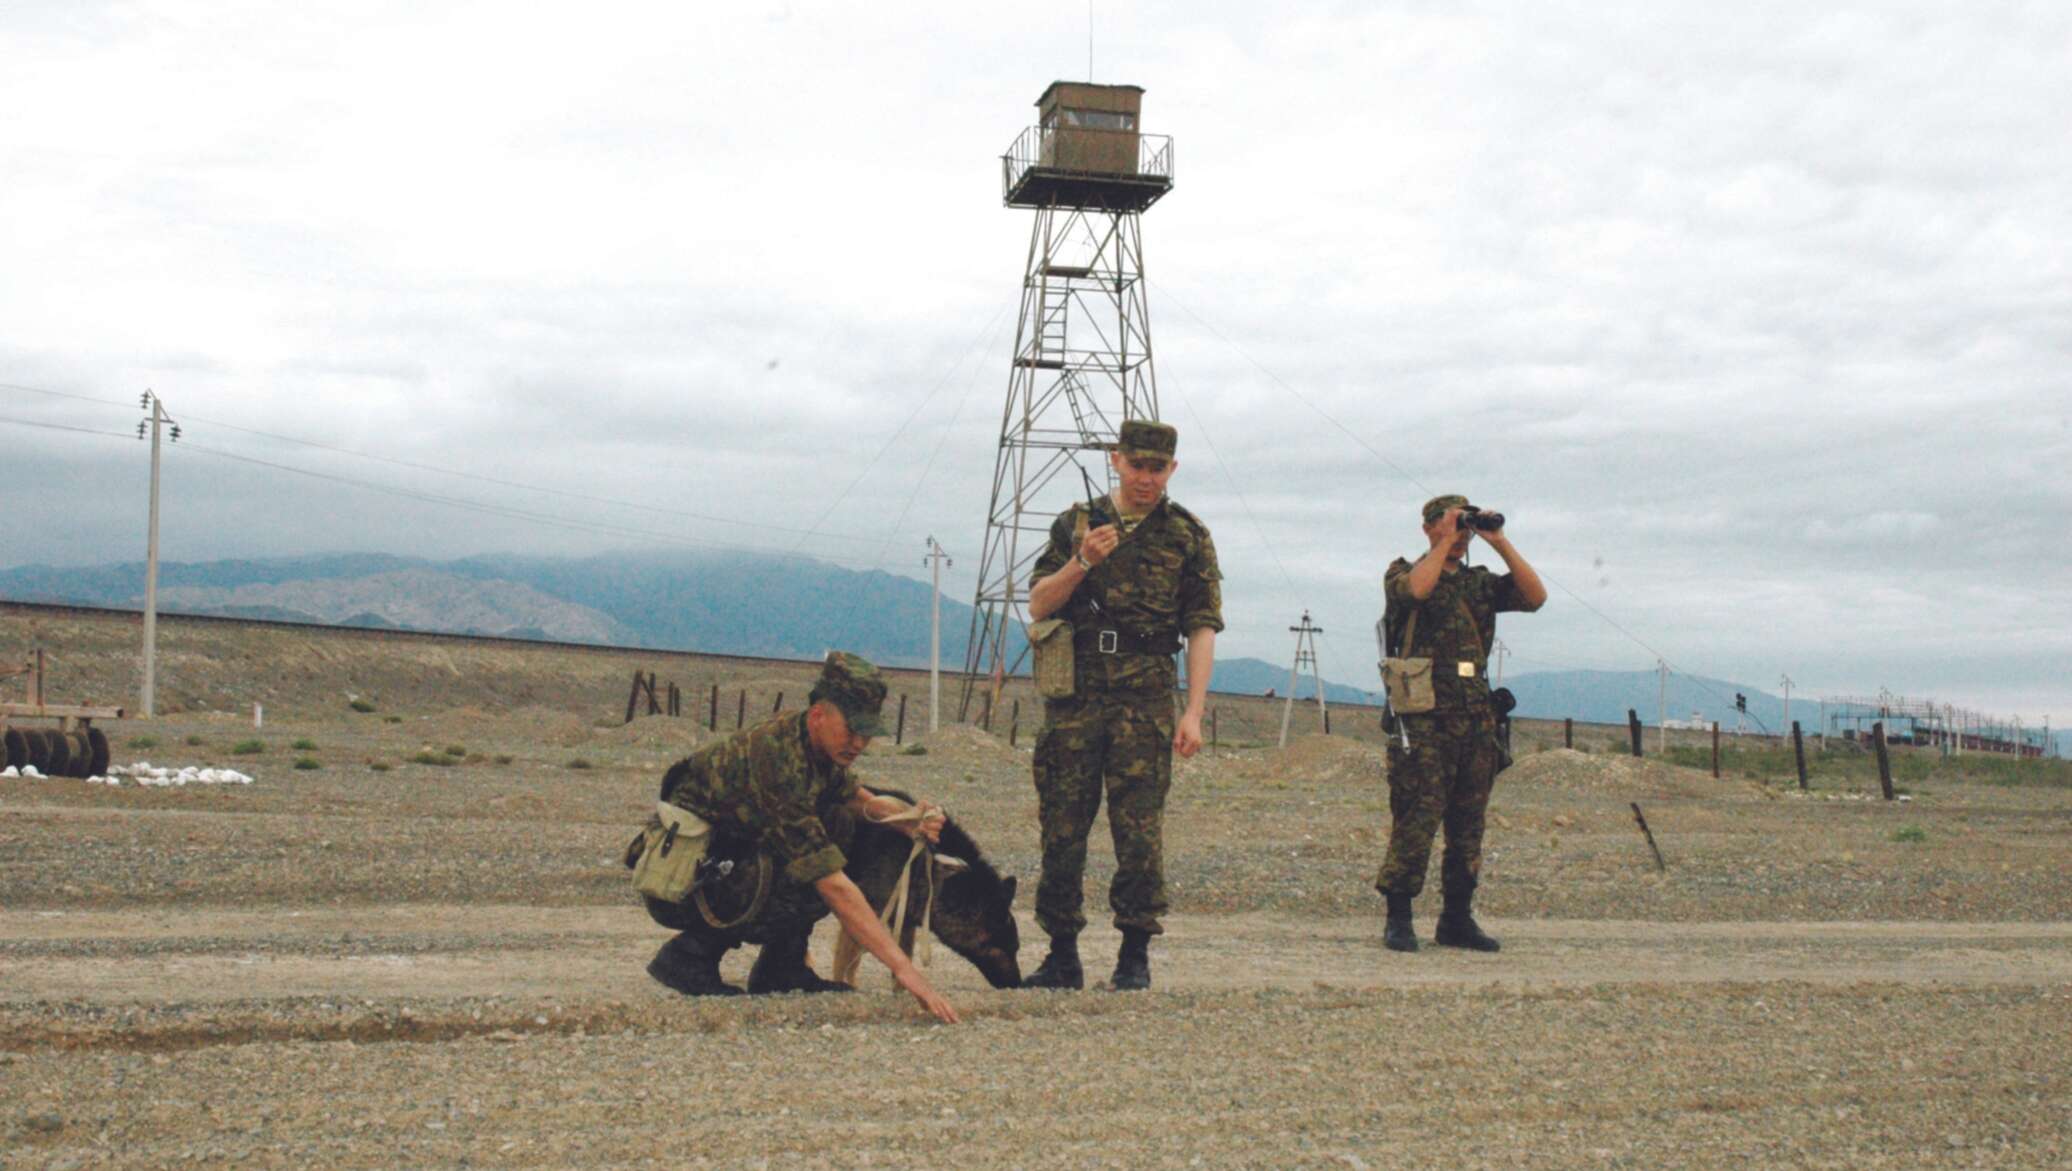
left=1033, top=689, right=1174, bottom=937
left=1375, top=707, right=1501, bottom=899
left=642, top=809, right=855, bottom=946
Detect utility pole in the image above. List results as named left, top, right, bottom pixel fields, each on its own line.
left=1778, top=674, right=1793, bottom=744
left=1492, top=638, right=1509, bottom=687
left=1656, top=659, right=1668, bottom=754
left=924, top=536, right=951, bottom=733
left=1278, top=610, right=1325, bottom=748
left=136, top=391, right=179, bottom=719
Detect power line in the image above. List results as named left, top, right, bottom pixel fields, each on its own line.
left=0, top=382, right=136, bottom=409
left=0, top=414, right=136, bottom=441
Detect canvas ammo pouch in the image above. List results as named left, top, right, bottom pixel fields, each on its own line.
left=624, top=801, right=712, bottom=903
left=1381, top=608, right=1437, bottom=714
left=1029, top=618, right=1075, bottom=699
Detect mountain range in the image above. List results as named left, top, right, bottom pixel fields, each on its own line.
left=3, top=550, right=2056, bottom=754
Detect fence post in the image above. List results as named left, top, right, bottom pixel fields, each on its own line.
left=709, top=684, right=719, bottom=732
left=1211, top=707, right=1218, bottom=748
left=1009, top=699, right=1020, bottom=747
left=979, top=692, right=993, bottom=731
left=1323, top=706, right=1332, bottom=735
left=1711, top=722, right=1720, bottom=779
left=1627, top=709, right=1644, bottom=758
left=895, top=694, right=907, bottom=745
left=646, top=672, right=661, bottom=716
left=1792, top=720, right=1808, bottom=790
left=624, top=670, right=643, bottom=724
left=736, top=690, right=747, bottom=730
left=1564, top=717, right=1573, bottom=749
left=1873, top=720, right=1894, bottom=800
left=772, top=692, right=784, bottom=714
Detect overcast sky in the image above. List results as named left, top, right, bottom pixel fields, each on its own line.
left=3, top=1, right=2068, bottom=733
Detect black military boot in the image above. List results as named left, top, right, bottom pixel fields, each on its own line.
left=1022, top=932, right=1083, bottom=990
left=646, top=932, right=744, bottom=996
left=1383, top=893, right=1419, bottom=953
left=1433, top=883, right=1501, bottom=952
left=1111, top=928, right=1152, bottom=991
left=746, top=931, right=853, bottom=994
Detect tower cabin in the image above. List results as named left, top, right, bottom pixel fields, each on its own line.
left=1002, top=81, right=1173, bottom=211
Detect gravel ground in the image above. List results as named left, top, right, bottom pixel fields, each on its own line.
left=4, top=611, right=2071, bottom=1167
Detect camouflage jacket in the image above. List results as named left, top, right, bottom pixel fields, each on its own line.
left=660, top=712, right=858, bottom=885
left=1035, top=493, right=1223, bottom=694
left=1383, top=557, right=1534, bottom=711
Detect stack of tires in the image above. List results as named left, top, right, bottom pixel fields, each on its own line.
left=1, top=724, right=111, bottom=778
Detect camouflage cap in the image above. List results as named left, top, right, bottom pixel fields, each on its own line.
left=1422, top=494, right=1472, bottom=524
left=814, top=650, right=888, bottom=737
left=1116, top=419, right=1178, bottom=463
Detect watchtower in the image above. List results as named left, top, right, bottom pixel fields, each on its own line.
left=962, top=82, right=1175, bottom=713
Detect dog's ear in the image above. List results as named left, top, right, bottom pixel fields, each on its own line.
left=1000, top=876, right=1017, bottom=902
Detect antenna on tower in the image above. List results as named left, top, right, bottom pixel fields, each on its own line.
left=960, top=82, right=1174, bottom=716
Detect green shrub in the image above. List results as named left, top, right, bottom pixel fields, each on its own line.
left=293, top=757, right=321, bottom=771
left=291, top=738, right=317, bottom=751
left=383, top=715, right=403, bottom=724
left=369, top=761, right=392, bottom=772
left=349, top=698, right=377, bottom=713
left=231, top=739, right=265, bottom=755
left=444, top=745, right=467, bottom=757
left=410, top=751, right=458, bottom=767
left=185, top=734, right=204, bottom=747
left=493, top=754, right=514, bottom=765
left=1892, top=824, right=1927, bottom=843
left=127, top=735, right=159, bottom=749
left=566, top=758, right=594, bottom=770
left=900, top=745, right=928, bottom=756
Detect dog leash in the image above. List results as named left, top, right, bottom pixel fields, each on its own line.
left=830, top=802, right=938, bottom=986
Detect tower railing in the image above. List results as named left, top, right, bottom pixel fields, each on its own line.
left=1000, top=126, right=1174, bottom=202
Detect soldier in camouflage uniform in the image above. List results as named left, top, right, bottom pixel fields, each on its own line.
left=1022, top=419, right=1223, bottom=991
left=643, top=651, right=960, bottom=1023
left=1375, top=495, right=1546, bottom=953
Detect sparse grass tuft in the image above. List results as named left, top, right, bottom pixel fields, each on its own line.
left=444, top=745, right=467, bottom=757
left=1892, top=824, right=1927, bottom=843
left=292, top=738, right=317, bottom=751
left=369, top=761, right=392, bottom=772
left=231, top=739, right=265, bottom=755
left=383, top=715, right=403, bottom=724
left=410, top=751, right=457, bottom=767
left=900, top=745, right=928, bottom=756
left=493, top=754, right=514, bottom=765
left=566, top=758, right=593, bottom=770
left=185, top=734, right=205, bottom=747
left=127, top=735, right=160, bottom=749
left=349, top=698, right=377, bottom=713
left=294, top=757, right=321, bottom=771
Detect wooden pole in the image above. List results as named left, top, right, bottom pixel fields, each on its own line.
left=624, top=670, right=643, bottom=724
left=1009, top=699, right=1020, bottom=747
left=1564, top=717, right=1573, bottom=749
left=709, top=683, right=719, bottom=731
left=1873, top=720, right=1894, bottom=800
left=1627, top=709, right=1644, bottom=758
left=1792, top=720, right=1808, bottom=790
left=1210, top=707, right=1218, bottom=748
left=1630, top=802, right=1666, bottom=871
left=735, top=690, right=746, bottom=730
left=646, top=672, right=661, bottom=716
left=1711, top=722, right=1720, bottom=779
left=895, top=694, right=907, bottom=745
left=772, top=692, right=784, bottom=714
left=979, top=692, right=993, bottom=731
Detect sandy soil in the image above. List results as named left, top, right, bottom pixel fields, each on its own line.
left=3, top=611, right=2070, bottom=1168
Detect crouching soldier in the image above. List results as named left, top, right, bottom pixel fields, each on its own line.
left=640, top=651, right=960, bottom=1024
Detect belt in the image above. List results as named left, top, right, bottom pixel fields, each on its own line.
left=1072, top=626, right=1179, bottom=657
left=1450, top=661, right=1484, bottom=678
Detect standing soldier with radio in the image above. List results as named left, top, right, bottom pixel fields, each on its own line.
left=1375, top=495, right=1546, bottom=953
left=1022, top=419, right=1222, bottom=991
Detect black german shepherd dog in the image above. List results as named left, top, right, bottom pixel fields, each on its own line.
left=846, top=788, right=1021, bottom=988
